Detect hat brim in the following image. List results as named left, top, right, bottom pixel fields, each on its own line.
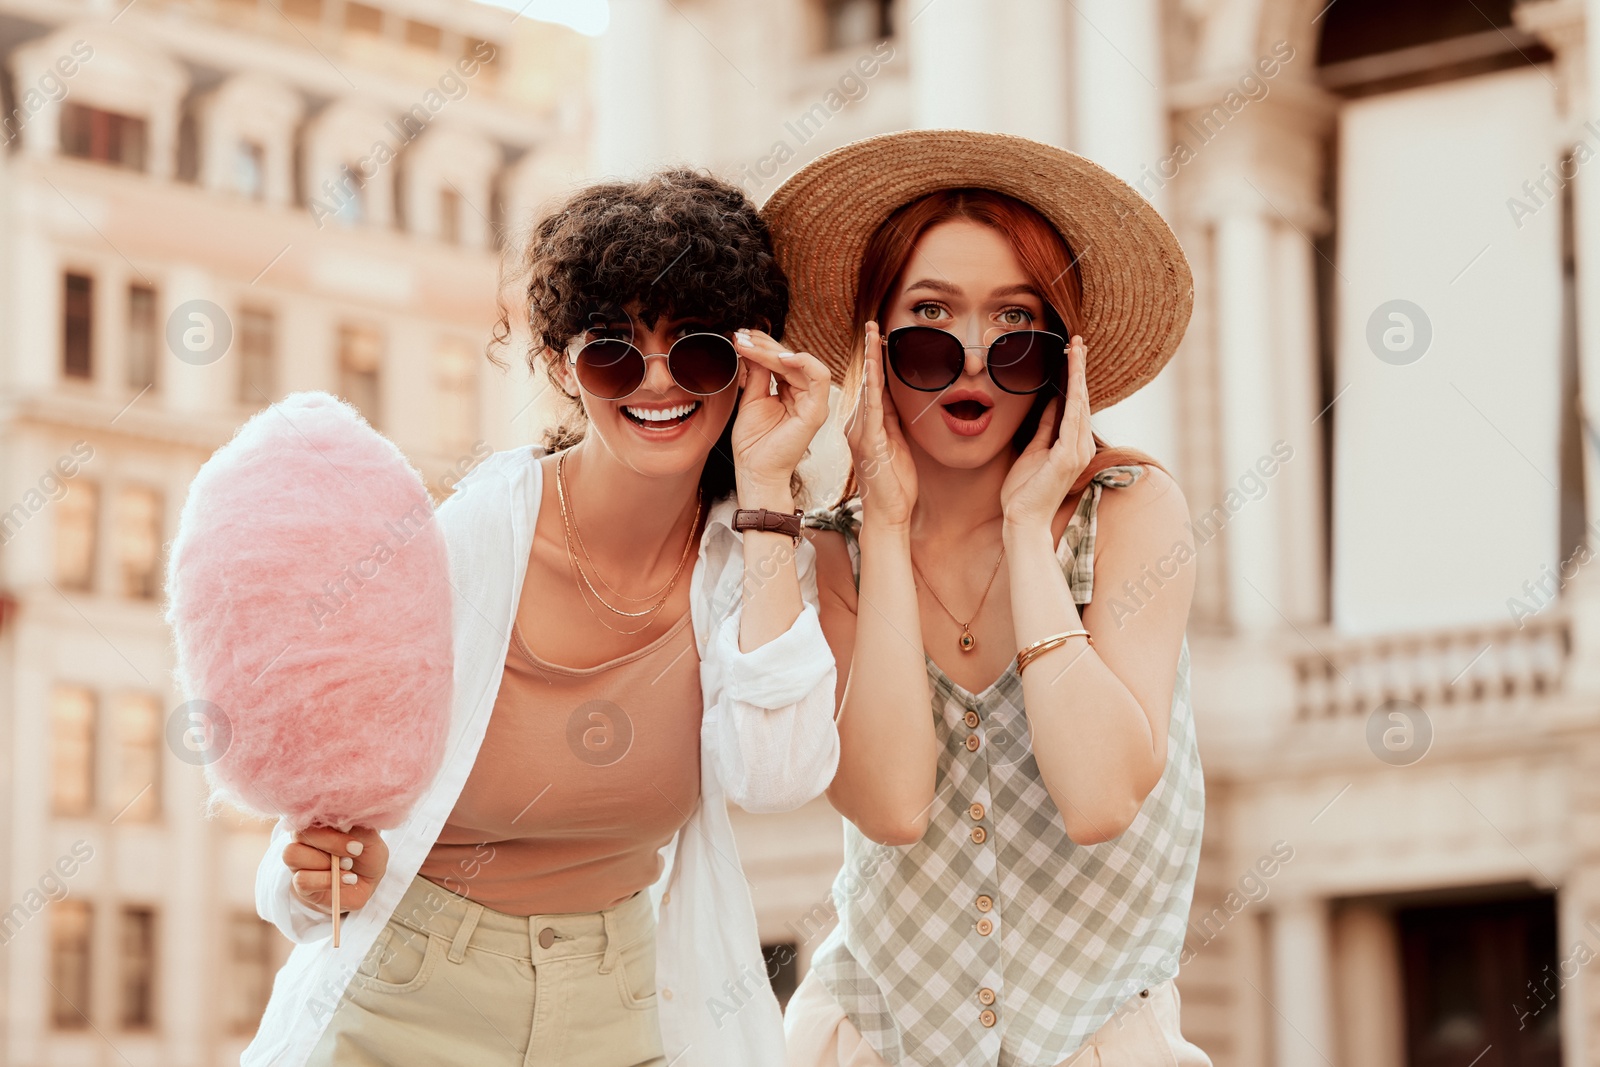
left=760, top=129, right=1194, bottom=410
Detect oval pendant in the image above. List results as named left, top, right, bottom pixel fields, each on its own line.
left=959, top=629, right=976, bottom=652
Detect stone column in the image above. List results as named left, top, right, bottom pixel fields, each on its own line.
left=995, top=0, right=1070, bottom=146
left=1068, top=0, right=1182, bottom=478
left=591, top=0, right=666, bottom=177
left=1270, top=896, right=1335, bottom=1067
left=1174, top=83, right=1333, bottom=629
left=1212, top=207, right=1283, bottom=631
left=908, top=0, right=994, bottom=129
left=1333, top=904, right=1404, bottom=1067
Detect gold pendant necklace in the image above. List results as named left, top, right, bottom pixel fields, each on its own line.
left=912, top=545, right=1005, bottom=653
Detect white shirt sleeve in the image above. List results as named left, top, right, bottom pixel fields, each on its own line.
left=705, top=542, right=840, bottom=814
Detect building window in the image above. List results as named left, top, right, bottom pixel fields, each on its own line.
left=334, top=162, right=367, bottom=226
left=64, top=273, right=93, bottom=379
left=465, top=37, right=498, bottom=77
left=55, top=480, right=99, bottom=590
left=226, top=913, right=276, bottom=1035
left=338, top=324, right=384, bottom=428
left=238, top=308, right=276, bottom=404
left=822, top=0, right=891, bottom=51
left=282, top=0, right=323, bottom=24
left=235, top=140, right=266, bottom=200
left=114, top=487, right=162, bottom=600
left=52, top=685, right=97, bottom=817
left=439, top=186, right=462, bottom=245
left=346, top=2, right=383, bottom=34
left=127, top=285, right=158, bottom=391
left=436, top=337, right=478, bottom=454
left=114, top=692, right=162, bottom=822
left=50, top=901, right=93, bottom=1029
left=405, top=19, right=443, bottom=51
left=119, top=906, right=157, bottom=1030
left=60, top=104, right=148, bottom=171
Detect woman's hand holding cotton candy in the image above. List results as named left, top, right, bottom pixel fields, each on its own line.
left=284, top=826, right=388, bottom=915
left=730, top=327, right=832, bottom=501
left=846, top=321, right=917, bottom=528
left=1002, top=335, right=1094, bottom=532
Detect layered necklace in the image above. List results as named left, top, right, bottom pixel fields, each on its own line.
left=911, top=543, right=1005, bottom=653
left=556, top=451, right=701, bottom=636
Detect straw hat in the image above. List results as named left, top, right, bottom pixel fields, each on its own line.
left=760, top=129, right=1194, bottom=409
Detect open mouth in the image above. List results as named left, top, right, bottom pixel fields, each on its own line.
left=622, top=401, right=700, bottom=428
left=943, top=399, right=991, bottom=422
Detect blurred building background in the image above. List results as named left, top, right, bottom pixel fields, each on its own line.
left=1, top=0, right=1597, bottom=1065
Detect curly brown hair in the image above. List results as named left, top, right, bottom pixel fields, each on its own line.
left=489, top=169, right=790, bottom=501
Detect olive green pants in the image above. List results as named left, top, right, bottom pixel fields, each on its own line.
left=307, top=875, right=667, bottom=1067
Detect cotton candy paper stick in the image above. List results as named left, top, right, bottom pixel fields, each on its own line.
left=165, top=391, right=454, bottom=947
left=332, top=852, right=341, bottom=947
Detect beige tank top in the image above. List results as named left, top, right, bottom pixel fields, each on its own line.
left=419, top=610, right=703, bottom=915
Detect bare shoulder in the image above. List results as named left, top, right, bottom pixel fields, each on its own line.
left=1093, top=465, right=1192, bottom=553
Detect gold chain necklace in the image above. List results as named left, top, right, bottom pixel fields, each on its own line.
left=912, top=545, right=1005, bottom=653
left=561, top=453, right=690, bottom=604
left=556, top=451, right=701, bottom=635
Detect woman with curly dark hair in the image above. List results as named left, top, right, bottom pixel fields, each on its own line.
left=245, top=169, right=840, bottom=1067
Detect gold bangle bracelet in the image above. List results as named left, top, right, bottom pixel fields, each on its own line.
left=1014, top=629, right=1093, bottom=675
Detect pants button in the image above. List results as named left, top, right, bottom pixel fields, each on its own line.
left=538, top=927, right=556, bottom=949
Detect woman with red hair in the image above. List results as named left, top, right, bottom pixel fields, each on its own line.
left=764, top=131, right=1211, bottom=1066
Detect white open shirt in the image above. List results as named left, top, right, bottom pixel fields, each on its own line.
left=243, top=444, right=840, bottom=1066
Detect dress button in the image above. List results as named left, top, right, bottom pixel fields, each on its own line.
left=662, top=987, right=673, bottom=1000
left=975, top=894, right=993, bottom=913
left=968, top=802, right=985, bottom=821
left=980, top=1008, right=997, bottom=1028
left=661, top=892, right=670, bottom=905
left=970, top=826, right=987, bottom=845
left=963, top=710, right=980, bottom=728
left=978, top=987, right=996, bottom=1006
left=976, top=918, right=993, bottom=936
left=538, top=927, right=556, bottom=949
left=965, top=734, right=981, bottom=752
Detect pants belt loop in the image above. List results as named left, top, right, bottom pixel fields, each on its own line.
left=597, top=907, right=620, bottom=974
left=448, top=902, right=483, bottom=964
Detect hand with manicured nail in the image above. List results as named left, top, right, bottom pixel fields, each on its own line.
left=1000, top=335, right=1094, bottom=531
left=845, top=321, right=917, bottom=527
left=283, top=825, right=388, bottom=915
left=729, top=328, right=833, bottom=502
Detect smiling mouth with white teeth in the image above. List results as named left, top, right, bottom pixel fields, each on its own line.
left=622, top=401, right=700, bottom=427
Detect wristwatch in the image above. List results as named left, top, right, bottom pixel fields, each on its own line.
left=732, top=507, right=804, bottom=545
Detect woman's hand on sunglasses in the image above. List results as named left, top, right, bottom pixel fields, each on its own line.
left=1001, top=335, right=1094, bottom=533
left=845, top=320, right=917, bottom=528
left=729, top=328, right=832, bottom=503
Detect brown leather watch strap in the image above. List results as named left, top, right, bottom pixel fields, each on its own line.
left=732, top=507, right=804, bottom=544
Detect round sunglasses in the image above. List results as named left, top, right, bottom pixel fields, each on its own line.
left=568, top=332, right=739, bottom=401
left=884, top=325, right=1066, bottom=395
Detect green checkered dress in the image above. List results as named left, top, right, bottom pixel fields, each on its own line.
left=803, top=465, right=1204, bottom=1067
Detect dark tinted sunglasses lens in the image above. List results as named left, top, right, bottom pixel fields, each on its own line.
left=888, top=328, right=963, bottom=390
left=669, top=334, right=739, bottom=394
left=988, top=331, right=1064, bottom=393
left=575, top=339, right=644, bottom=399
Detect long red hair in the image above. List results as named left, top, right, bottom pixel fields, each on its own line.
left=843, top=188, right=1164, bottom=501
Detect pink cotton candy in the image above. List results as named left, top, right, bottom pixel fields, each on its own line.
left=164, top=391, right=453, bottom=833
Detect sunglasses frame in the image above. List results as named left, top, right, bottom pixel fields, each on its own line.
left=882, top=325, right=1068, bottom=396
left=566, top=331, right=740, bottom=401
